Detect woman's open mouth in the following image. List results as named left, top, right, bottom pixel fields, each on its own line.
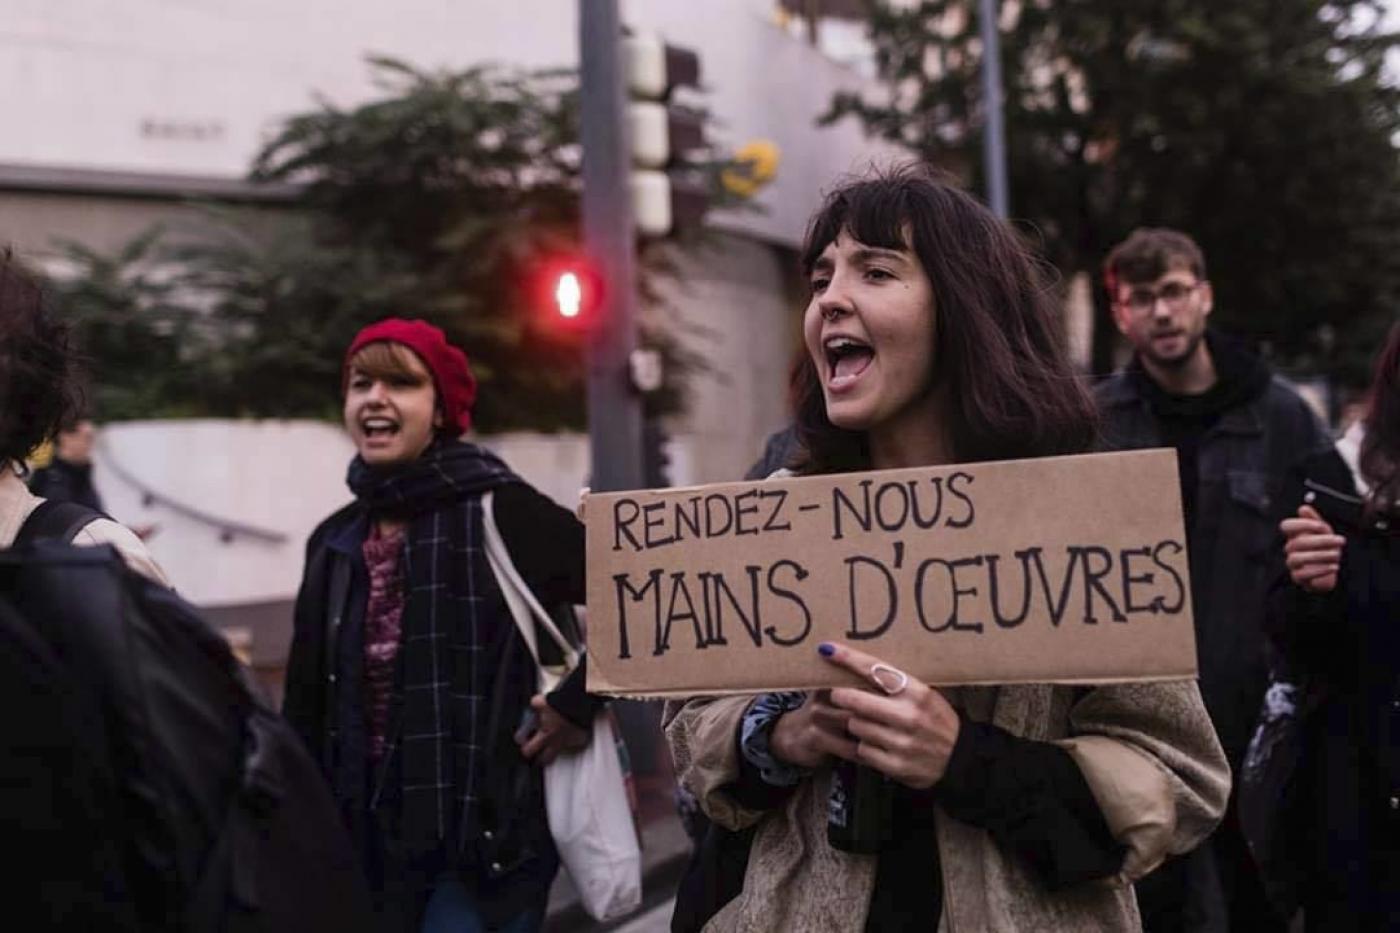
left=360, top=416, right=401, bottom=441
left=825, top=335, right=874, bottom=391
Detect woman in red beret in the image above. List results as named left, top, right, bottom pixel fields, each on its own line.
left=283, top=318, right=600, bottom=932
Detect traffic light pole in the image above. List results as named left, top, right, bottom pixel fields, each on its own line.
left=978, top=0, right=1009, bottom=217
left=579, top=0, right=644, bottom=492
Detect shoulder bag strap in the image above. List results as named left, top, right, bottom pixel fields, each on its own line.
left=480, top=491, right=580, bottom=691
left=15, top=500, right=104, bottom=547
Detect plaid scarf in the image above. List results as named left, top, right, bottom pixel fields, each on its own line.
left=347, top=439, right=519, bottom=853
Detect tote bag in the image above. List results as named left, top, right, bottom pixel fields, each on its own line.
left=481, top=492, right=643, bottom=922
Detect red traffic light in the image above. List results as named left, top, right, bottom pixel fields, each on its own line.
left=556, top=271, right=583, bottom=319
left=533, top=257, right=603, bottom=333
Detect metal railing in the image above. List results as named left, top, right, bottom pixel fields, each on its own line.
left=96, top=438, right=288, bottom=545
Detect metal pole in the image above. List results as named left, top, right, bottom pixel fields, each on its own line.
left=977, top=0, right=1009, bottom=217
left=580, top=0, right=643, bottom=491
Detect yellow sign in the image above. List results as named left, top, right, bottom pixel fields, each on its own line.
left=722, top=140, right=780, bottom=198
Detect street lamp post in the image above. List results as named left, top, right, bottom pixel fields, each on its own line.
left=579, top=0, right=644, bottom=492
left=978, top=0, right=1010, bottom=218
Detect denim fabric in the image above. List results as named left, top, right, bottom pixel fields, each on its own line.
left=421, top=875, right=546, bottom=933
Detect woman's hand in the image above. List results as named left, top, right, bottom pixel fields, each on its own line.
left=1280, top=504, right=1345, bottom=593
left=769, top=690, right=858, bottom=770
left=818, top=642, right=961, bottom=790
left=518, top=694, right=590, bottom=765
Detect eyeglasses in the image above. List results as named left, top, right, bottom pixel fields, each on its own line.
left=1120, top=280, right=1204, bottom=313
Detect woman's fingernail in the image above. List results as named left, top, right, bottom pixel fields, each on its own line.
left=818, top=642, right=835, bottom=657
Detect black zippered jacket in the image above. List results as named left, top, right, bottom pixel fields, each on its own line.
left=1096, top=337, right=1334, bottom=768
left=283, top=481, right=598, bottom=930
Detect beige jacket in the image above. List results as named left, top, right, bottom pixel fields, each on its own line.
left=665, top=678, right=1230, bottom=932
left=0, top=468, right=170, bottom=586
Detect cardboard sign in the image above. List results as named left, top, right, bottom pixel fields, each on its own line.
left=584, top=449, right=1196, bottom=697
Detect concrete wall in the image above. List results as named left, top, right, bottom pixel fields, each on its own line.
left=94, top=419, right=357, bottom=607
left=658, top=235, right=800, bottom=483
left=94, top=420, right=605, bottom=604
left=1, top=0, right=906, bottom=248
left=0, top=189, right=290, bottom=262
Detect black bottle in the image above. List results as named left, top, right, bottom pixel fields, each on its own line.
left=827, top=760, right=893, bottom=853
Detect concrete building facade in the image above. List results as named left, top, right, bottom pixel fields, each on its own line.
left=1, top=0, right=905, bottom=669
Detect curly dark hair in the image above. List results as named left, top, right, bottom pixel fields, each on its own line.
left=790, top=164, right=1098, bottom=473
left=0, top=250, right=83, bottom=468
left=1359, top=320, right=1400, bottom=511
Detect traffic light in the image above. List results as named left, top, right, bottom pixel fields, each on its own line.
left=556, top=270, right=582, bottom=320
left=533, top=257, right=603, bottom=334
left=625, top=33, right=708, bottom=238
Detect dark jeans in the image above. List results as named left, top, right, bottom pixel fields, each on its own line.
left=421, top=875, right=547, bottom=933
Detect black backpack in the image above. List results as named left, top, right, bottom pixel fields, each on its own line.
left=2, top=507, right=376, bottom=932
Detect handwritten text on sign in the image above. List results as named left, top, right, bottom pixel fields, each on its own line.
left=584, top=450, right=1196, bottom=697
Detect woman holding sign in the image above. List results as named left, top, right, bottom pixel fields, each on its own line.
left=666, top=166, right=1229, bottom=931
left=283, top=319, right=602, bottom=932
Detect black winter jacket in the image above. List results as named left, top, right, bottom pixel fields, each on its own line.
left=1096, top=355, right=1334, bottom=768
left=282, top=481, right=598, bottom=929
left=28, top=458, right=104, bottom=512
left=1267, top=471, right=1400, bottom=932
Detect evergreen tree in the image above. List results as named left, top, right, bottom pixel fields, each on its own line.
left=50, top=57, right=720, bottom=429
left=827, top=0, right=1400, bottom=378
left=246, top=59, right=595, bottom=430
left=48, top=232, right=204, bottom=420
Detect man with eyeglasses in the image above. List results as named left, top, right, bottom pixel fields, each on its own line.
left=1095, top=228, right=1335, bottom=933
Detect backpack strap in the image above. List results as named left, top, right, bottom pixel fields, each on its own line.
left=15, top=500, right=105, bottom=547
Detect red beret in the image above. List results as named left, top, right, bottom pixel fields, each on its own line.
left=344, top=318, right=477, bottom=435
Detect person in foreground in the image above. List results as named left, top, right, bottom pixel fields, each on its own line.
left=664, top=166, right=1230, bottom=931
left=0, top=251, right=166, bottom=583
left=1271, top=321, right=1400, bottom=931
left=0, top=248, right=172, bottom=930
left=283, top=318, right=602, bottom=932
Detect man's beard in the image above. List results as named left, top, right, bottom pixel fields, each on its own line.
left=1143, top=327, right=1205, bottom=370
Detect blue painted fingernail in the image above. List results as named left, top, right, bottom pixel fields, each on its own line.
left=818, top=642, right=835, bottom=657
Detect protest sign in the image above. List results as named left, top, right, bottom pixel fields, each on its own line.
left=584, top=449, right=1195, bottom=697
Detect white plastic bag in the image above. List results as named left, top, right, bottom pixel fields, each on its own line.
left=543, top=709, right=642, bottom=920
left=481, top=492, right=643, bottom=921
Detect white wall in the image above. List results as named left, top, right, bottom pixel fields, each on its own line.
left=95, top=419, right=356, bottom=606
left=658, top=234, right=796, bottom=482
left=0, top=0, right=906, bottom=246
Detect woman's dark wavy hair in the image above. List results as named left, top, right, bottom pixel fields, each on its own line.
left=1359, top=320, right=1400, bottom=511
left=791, top=164, right=1098, bottom=473
left=0, top=250, right=82, bottom=467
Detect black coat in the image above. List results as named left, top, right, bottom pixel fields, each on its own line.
left=28, top=458, right=104, bottom=512
left=282, top=481, right=597, bottom=930
left=1096, top=367, right=1335, bottom=768
left=1268, top=475, right=1400, bottom=932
